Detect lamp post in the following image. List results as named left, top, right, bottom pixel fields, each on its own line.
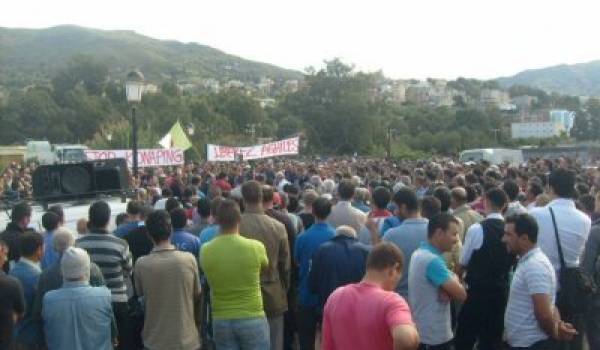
left=125, top=70, right=144, bottom=178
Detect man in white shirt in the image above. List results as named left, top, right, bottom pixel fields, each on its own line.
left=529, top=168, right=591, bottom=350
left=502, top=213, right=577, bottom=349
left=327, top=179, right=366, bottom=234
left=455, top=187, right=516, bottom=350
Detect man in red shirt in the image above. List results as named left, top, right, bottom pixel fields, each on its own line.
left=322, top=242, right=419, bottom=350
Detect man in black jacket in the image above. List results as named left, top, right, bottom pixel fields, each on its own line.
left=0, top=202, right=32, bottom=272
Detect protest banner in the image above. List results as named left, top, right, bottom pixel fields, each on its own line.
left=85, top=149, right=184, bottom=167
left=207, top=137, right=299, bottom=161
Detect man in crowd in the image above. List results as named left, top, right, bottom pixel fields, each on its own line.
left=199, top=196, right=223, bottom=251
left=503, top=214, right=578, bottom=349
left=122, top=205, right=154, bottom=264
left=504, top=179, right=527, bottom=217
left=0, top=202, right=32, bottom=271
left=201, top=199, right=270, bottom=350
left=582, top=205, right=600, bottom=350
left=32, top=230, right=105, bottom=327
left=322, top=243, right=419, bottom=350
left=309, top=225, right=370, bottom=315
left=455, top=188, right=516, bottom=349
left=327, top=179, right=366, bottom=234
left=381, top=187, right=428, bottom=298
left=450, top=187, right=482, bottom=242
left=409, top=213, right=467, bottom=350
left=358, top=186, right=392, bottom=245
left=42, top=247, right=116, bottom=350
left=0, top=239, right=25, bottom=349
left=40, top=211, right=61, bottom=269
left=135, top=209, right=201, bottom=350
left=113, top=200, right=144, bottom=238
left=530, top=168, right=591, bottom=350
left=294, top=197, right=336, bottom=350
left=76, top=201, right=134, bottom=350
left=10, top=231, right=44, bottom=348
left=298, top=189, right=318, bottom=230
left=170, top=207, right=201, bottom=256
left=240, top=180, right=290, bottom=350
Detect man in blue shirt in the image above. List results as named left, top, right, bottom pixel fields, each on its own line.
left=382, top=187, right=428, bottom=298
left=43, top=247, right=115, bottom=350
left=9, top=232, right=44, bottom=348
left=308, top=225, right=370, bottom=316
left=113, top=200, right=144, bottom=238
left=170, top=208, right=200, bottom=257
left=41, top=211, right=60, bottom=270
left=408, top=213, right=467, bottom=350
left=294, top=197, right=336, bottom=350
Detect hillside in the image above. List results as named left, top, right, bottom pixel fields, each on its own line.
left=0, top=25, right=303, bottom=88
left=496, top=60, right=600, bottom=97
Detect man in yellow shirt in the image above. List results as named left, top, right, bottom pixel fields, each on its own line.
left=201, top=198, right=270, bottom=350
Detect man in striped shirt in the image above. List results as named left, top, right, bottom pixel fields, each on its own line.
left=76, top=201, right=134, bottom=350
left=502, top=213, right=577, bottom=349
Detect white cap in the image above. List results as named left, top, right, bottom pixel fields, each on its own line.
left=61, top=247, right=90, bottom=281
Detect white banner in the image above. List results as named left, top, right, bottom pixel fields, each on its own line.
left=207, top=137, right=299, bottom=162
left=85, top=149, right=185, bottom=167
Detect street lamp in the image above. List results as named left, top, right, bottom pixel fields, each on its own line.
left=187, top=123, right=195, bottom=136
left=125, top=70, right=144, bottom=177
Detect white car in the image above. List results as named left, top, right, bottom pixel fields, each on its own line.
left=0, top=197, right=128, bottom=234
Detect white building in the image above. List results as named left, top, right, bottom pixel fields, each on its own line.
left=511, top=122, right=565, bottom=139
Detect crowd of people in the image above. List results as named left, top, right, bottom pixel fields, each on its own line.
left=0, top=155, right=599, bottom=350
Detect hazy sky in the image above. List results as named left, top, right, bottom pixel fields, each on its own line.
left=3, top=0, right=600, bottom=80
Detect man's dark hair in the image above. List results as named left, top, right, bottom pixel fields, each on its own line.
left=432, top=186, right=451, bottom=213
left=216, top=199, right=241, bottom=232
left=11, top=202, right=32, bottom=223
left=287, top=195, right=300, bottom=213
left=578, top=194, right=595, bottom=214
left=312, top=197, right=332, bottom=220
left=372, top=186, right=392, bottom=210
left=528, top=182, right=544, bottom=198
left=42, top=212, right=60, bottom=232
left=548, top=168, right=576, bottom=198
left=366, top=242, right=404, bottom=271
left=502, top=179, right=520, bottom=202
left=210, top=196, right=224, bottom=216
left=505, top=213, right=539, bottom=243
left=485, top=187, right=508, bottom=211
left=170, top=208, right=188, bottom=230
left=126, top=200, right=143, bottom=216
left=191, top=176, right=201, bottom=186
left=262, top=185, right=274, bottom=203
left=165, top=197, right=181, bottom=213
left=47, top=205, right=64, bottom=223
left=197, top=197, right=211, bottom=218
left=337, top=180, right=356, bottom=201
left=146, top=210, right=172, bottom=243
left=465, top=185, right=478, bottom=203
left=575, top=182, right=590, bottom=197
left=19, top=232, right=43, bottom=257
left=89, top=201, right=111, bottom=229
left=421, top=196, right=441, bottom=220
left=393, top=188, right=419, bottom=213
left=427, top=212, right=460, bottom=238
left=116, top=213, right=128, bottom=227
left=161, top=188, right=173, bottom=197
left=242, top=181, right=263, bottom=204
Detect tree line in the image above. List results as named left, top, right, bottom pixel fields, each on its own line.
left=1, top=56, right=598, bottom=159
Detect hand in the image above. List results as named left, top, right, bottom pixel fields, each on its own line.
left=556, top=321, right=577, bottom=341
left=438, top=289, right=451, bottom=303
left=365, top=218, right=379, bottom=233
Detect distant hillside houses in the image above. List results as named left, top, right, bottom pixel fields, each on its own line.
left=170, top=77, right=300, bottom=97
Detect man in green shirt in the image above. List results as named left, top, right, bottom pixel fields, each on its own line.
left=201, top=198, right=270, bottom=350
